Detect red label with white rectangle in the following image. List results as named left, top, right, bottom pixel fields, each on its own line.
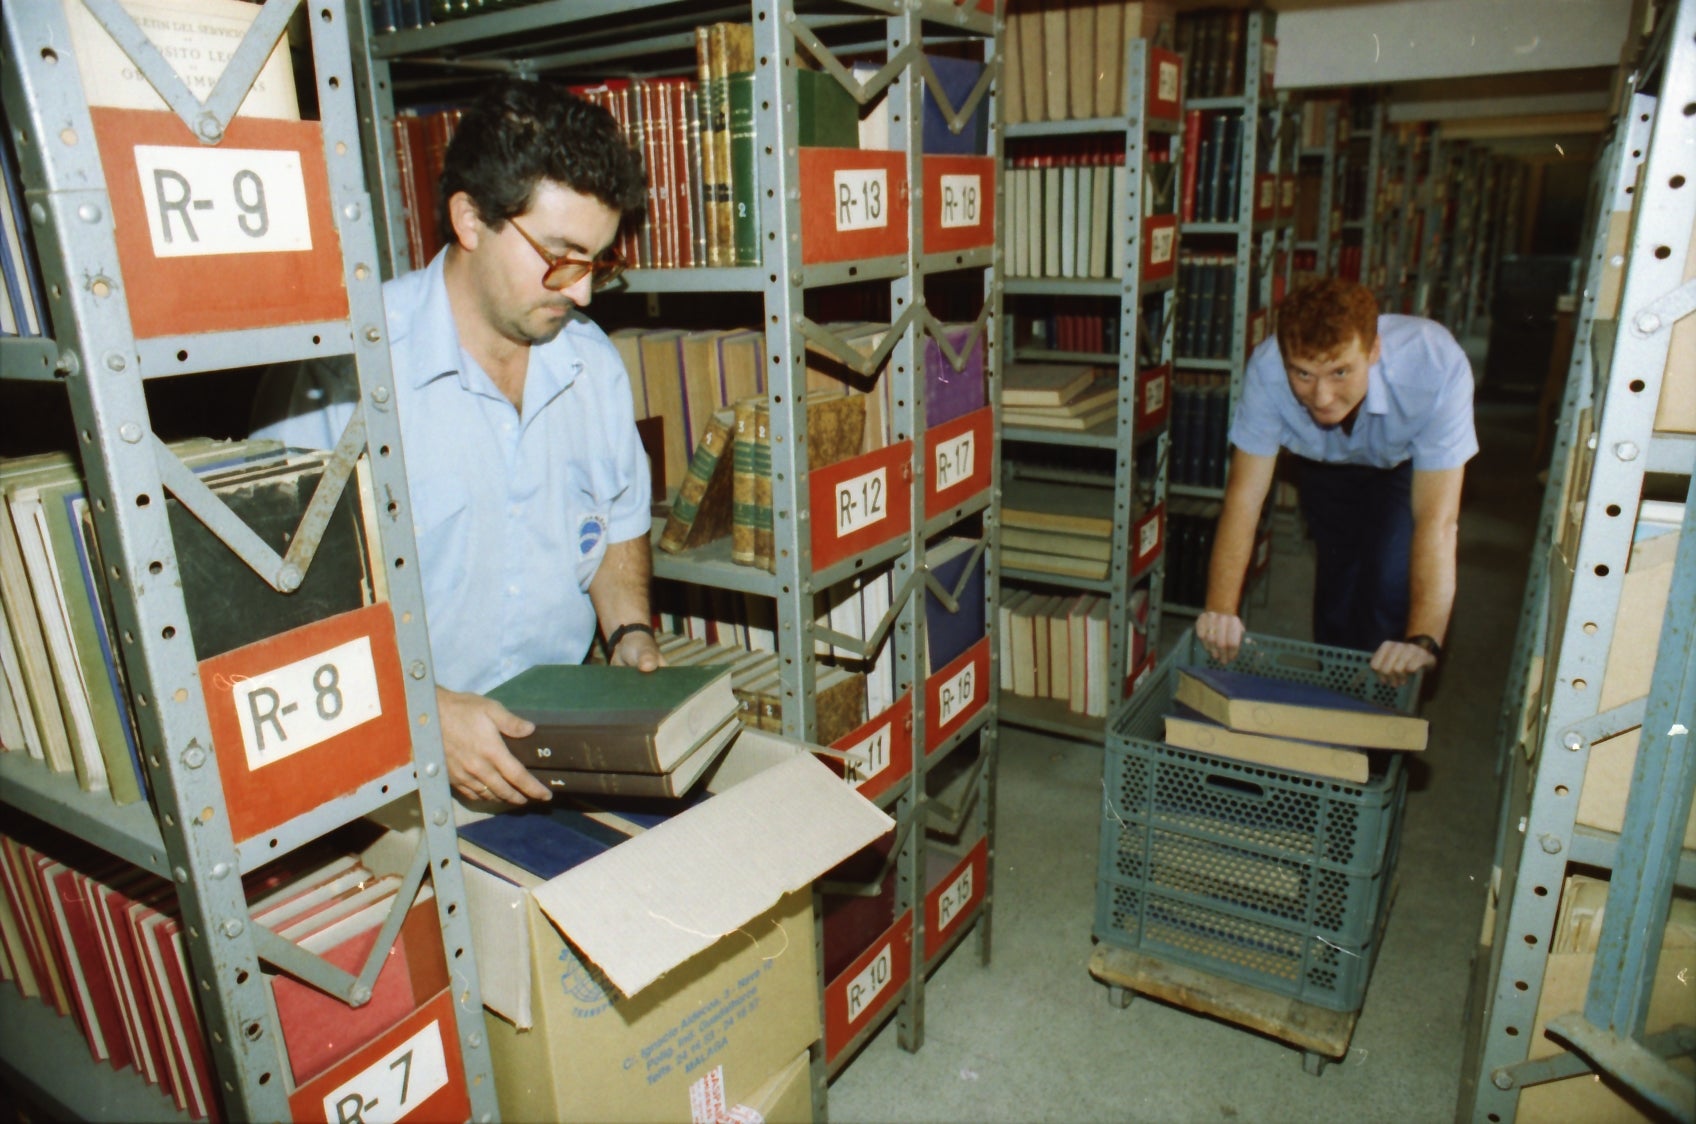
left=1131, top=504, right=1165, bottom=578
left=288, top=989, right=468, bottom=1123
left=801, top=148, right=909, bottom=264
left=200, top=603, right=411, bottom=846
left=824, top=911, right=913, bottom=1064
left=1253, top=174, right=1276, bottom=221
left=923, top=406, right=993, bottom=521
left=925, top=636, right=990, bottom=754
left=923, top=155, right=996, bottom=255
left=91, top=108, right=348, bottom=338
left=824, top=693, right=914, bottom=803
left=925, top=836, right=988, bottom=961
left=1142, top=214, right=1178, bottom=281
left=1147, top=48, right=1183, bottom=121
left=1136, top=365, right=1171, bottom=432
left=1280, top=177, right=1296, bottom=214
left=1247, top=309, right=1269, bottom=351
left=809, top=440, right=914, bottom=570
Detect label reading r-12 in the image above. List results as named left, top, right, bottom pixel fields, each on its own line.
left=835, top=467, right=888, bottom=537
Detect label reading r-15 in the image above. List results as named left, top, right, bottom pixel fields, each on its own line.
left=935, top=864, right=974, bottom=932
left=233, top=635, right=383, bottom=771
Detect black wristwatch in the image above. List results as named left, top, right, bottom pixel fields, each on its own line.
left=1404, top=634, right=1443, bottom=661
left=604, top=621, right=655, bottom=655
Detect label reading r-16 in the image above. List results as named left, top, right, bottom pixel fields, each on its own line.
left=936, top=661, right=975, bottom=728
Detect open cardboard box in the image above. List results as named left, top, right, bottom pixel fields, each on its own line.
left=452, top=729, right=895, bottom=1123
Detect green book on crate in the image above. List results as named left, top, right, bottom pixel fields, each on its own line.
left=488, top=663, right=738, bottom=775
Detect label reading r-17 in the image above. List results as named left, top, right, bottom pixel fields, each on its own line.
left=933, top=431, right=975, bottom=490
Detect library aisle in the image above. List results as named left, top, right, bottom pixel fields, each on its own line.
left=830, top=396, right=1540, bottom=1121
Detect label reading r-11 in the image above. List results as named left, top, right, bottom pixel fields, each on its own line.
left=842, top=723, right=891, bottom=787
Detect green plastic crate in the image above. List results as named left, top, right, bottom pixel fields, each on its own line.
left=1093, top=633, right=1417, bottom=1012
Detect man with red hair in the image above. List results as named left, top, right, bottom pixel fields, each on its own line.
left=1194, top=278, right=1476, bottom=685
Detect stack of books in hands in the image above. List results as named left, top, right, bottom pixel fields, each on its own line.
left=1165, top=666, right=1429, bottom=783
left=1002, top=363, right=1116, bottom=432
left=488, top=664, right=741, bottom=798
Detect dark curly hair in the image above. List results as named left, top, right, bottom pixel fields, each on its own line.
left=437, top=77, right=646, bottom=248
left=1276, top=277, right=1380, bottom=363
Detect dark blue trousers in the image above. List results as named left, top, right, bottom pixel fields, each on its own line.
left=1296, top=457, right=1413, bottom=653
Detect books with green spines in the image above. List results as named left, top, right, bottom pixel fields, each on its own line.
left=488, top=663, right=739, bottom=774
left=658, top=408, right=736, bottom=554
left=751, top=399, right=774, bottom=570
left=727, top=70, right=759, bottom=266
left=1001, top=547, right=1108, bottom=582
left=1163, top=703, right=1371, bottom=783
left=730, top=396, right=760, bottom=566
left=1174, top=667, right=1428, bottom=751
left=796, top=68, right=859, bottom=148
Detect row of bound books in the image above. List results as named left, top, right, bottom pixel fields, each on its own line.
left=1016, top=307, right=1123, bottom=358
left=0, top=442, right=382, bottom=808
left=0, top=131, right=49, bottom=339
left=0, top=823, right=447, bottom=1120
left=1002, top=1, right=1176, bottom=125
left=1173, top=251, right=1241, bottom=360
left=998, top=588, right=1148, bottom=717
left=1175, top=8, right=1273, bottom=101
left=1163, top=498, right=1221, bottom=609
left=1002, top=363, right=1117, bottom=433
left=1168, top=372, right=1231, bottom=490
left=1004, top=137, right=1174, bottom=282
left=1178, top=109, right=1277, bottom=225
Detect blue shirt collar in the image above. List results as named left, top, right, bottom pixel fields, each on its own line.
left=1362, top=338, right=1390, bottom=416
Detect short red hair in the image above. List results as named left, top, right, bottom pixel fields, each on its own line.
left=1276, top=278, right=1379, bottom=364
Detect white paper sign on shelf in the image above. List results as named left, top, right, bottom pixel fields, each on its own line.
left=833, top=168, right=889, bottom=232
left=1149, top=224, right=1175, bottom=266
left=935, top=863, right=974, bottom=931
left=938, top=174, right=983, bottom=229
left=134, top=144, right=313, bottom=257
left=1157, top=60, right=1181, bottom=104
left=845, top=939, right=896, bottom=1022
left=319, top=1018, right=449, bottom=1124
left=232, top=635, right=383, bottom=770
left=842, top=722, right=892, bottom=787
left=936, top=660, right=975, bottom=728
left=835, top=466, right=889, bottom=537
left=933, top=431, right=975, bottom=490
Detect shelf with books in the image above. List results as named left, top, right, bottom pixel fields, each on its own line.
left=355, top=0, right=1005, bottom=1096
left=997, top=16, right=1179, bottom=744
left=1, top=1, right=499, bottom=1119
left=1459, top=9, right=1696, bottom=1118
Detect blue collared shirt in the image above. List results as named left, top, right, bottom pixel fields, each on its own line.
left=1229, top=314, right=1478, bottom=471
left=252, top=251, right=651, bottom=694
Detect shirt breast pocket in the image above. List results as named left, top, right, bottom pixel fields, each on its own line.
left=568, top=458, right=626, bottom=591
left=409, top=477, right=472, bottom=593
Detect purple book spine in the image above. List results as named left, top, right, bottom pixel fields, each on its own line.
left=924, top=326, right=987, bottom=428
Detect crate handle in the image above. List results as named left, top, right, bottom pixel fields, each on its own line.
left=1204, top=773, right=1268, bottom=800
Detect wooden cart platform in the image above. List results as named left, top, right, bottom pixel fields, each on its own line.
left=1088, top=944, right=1359, bottom=1075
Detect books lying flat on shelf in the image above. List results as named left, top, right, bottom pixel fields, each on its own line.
left=1174, top=667, right=1428, bottom=751
left=1163, top=703, right=1370, bottom=783
left=488, top=663, right=738, bottom=775
left=1002, top=374, right=1117, bottom=432
left=1002, top=363, right=1100, bottom=409
left=1002, top=477, right=1114, bottom=538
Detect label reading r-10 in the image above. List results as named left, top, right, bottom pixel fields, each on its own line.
left=846, top=940, right=895, bottom=1022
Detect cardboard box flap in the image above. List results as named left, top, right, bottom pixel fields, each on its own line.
left=532, top=753, right=893, bottom=996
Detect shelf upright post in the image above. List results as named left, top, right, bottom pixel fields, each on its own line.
left=0, top=1, right=497, bottom=1119
left=1461, top=5, right=1696, bottom=1115
left=1315, top=102, right=1339, bottom=277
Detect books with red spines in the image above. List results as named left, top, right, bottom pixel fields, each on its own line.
left=40, top=850, right=130, bottom=1067
left=125, top=885, right=187, bottom=1109
left=90, top=868, right=170, bottom=1086
left=1180, top=109, right=1202, bottom=223
left=0, top=835, right=69, bottom=1015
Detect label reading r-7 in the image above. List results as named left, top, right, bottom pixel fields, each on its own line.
left=320, top=1019, right=449, bottom=1124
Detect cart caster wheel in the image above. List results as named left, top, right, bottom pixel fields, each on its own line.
left=1302, top=1051, right=1330, bottom=1076
left=1107, top=985, right=1133, bottom=1009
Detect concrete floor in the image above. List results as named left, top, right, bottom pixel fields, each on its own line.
left=828, top=400, right=1542, bottom=1122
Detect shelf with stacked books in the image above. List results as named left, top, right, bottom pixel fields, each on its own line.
left=1460, top=9, right=1696, bottom=1118
left=353, top=0, right=1004, bottom=1099
left=998, top=2, right=1180, bottom=739
left=1164, top=7, right=1286, bottom=619
left=0, top=1, right=500, bottom=1120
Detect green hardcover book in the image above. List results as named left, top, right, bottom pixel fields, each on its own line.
left=795, top=69, right=859, bottom=148
left=658, top=408, right=736, bottom=554
left=727, top=70, right=760, bottom=266
left=730, top=395, right=761, bottom=566
left=488, top=663, right=738, bottom=775
left=529, top=713, right=741, bottom=799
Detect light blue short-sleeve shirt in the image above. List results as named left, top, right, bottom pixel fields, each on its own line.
left=1228, top=314, right=1478, bottom=471
left=252, top=251, right=651, bottom=694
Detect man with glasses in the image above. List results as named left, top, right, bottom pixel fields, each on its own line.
left=253, top=78, right=655, bottom=805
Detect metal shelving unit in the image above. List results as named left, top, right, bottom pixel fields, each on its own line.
left=1459, top=6, right=1696, bottom=1119
left=0, top=0, right=497, bottom=1119
left=999, top=34, right=1178, bottom=739
left=353, top=0, right=1002, bottom=1106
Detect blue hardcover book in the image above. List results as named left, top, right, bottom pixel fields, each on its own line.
left=924, top=536, right=985, bottom=673
left=458, top=807, right=629, bottom=883
left=922, top=55, right=989, bottom=155
left=1174, top=667, right=1428, bottom=750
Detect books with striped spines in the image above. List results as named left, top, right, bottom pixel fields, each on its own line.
left=658, top=408, right=736, bottom=554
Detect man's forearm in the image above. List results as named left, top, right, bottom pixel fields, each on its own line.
left=588, top=535, right=653, bottom=635
left=1405, top=517, right=1457, bottom=642
left=1204, top=450, right=1276, bottom=614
